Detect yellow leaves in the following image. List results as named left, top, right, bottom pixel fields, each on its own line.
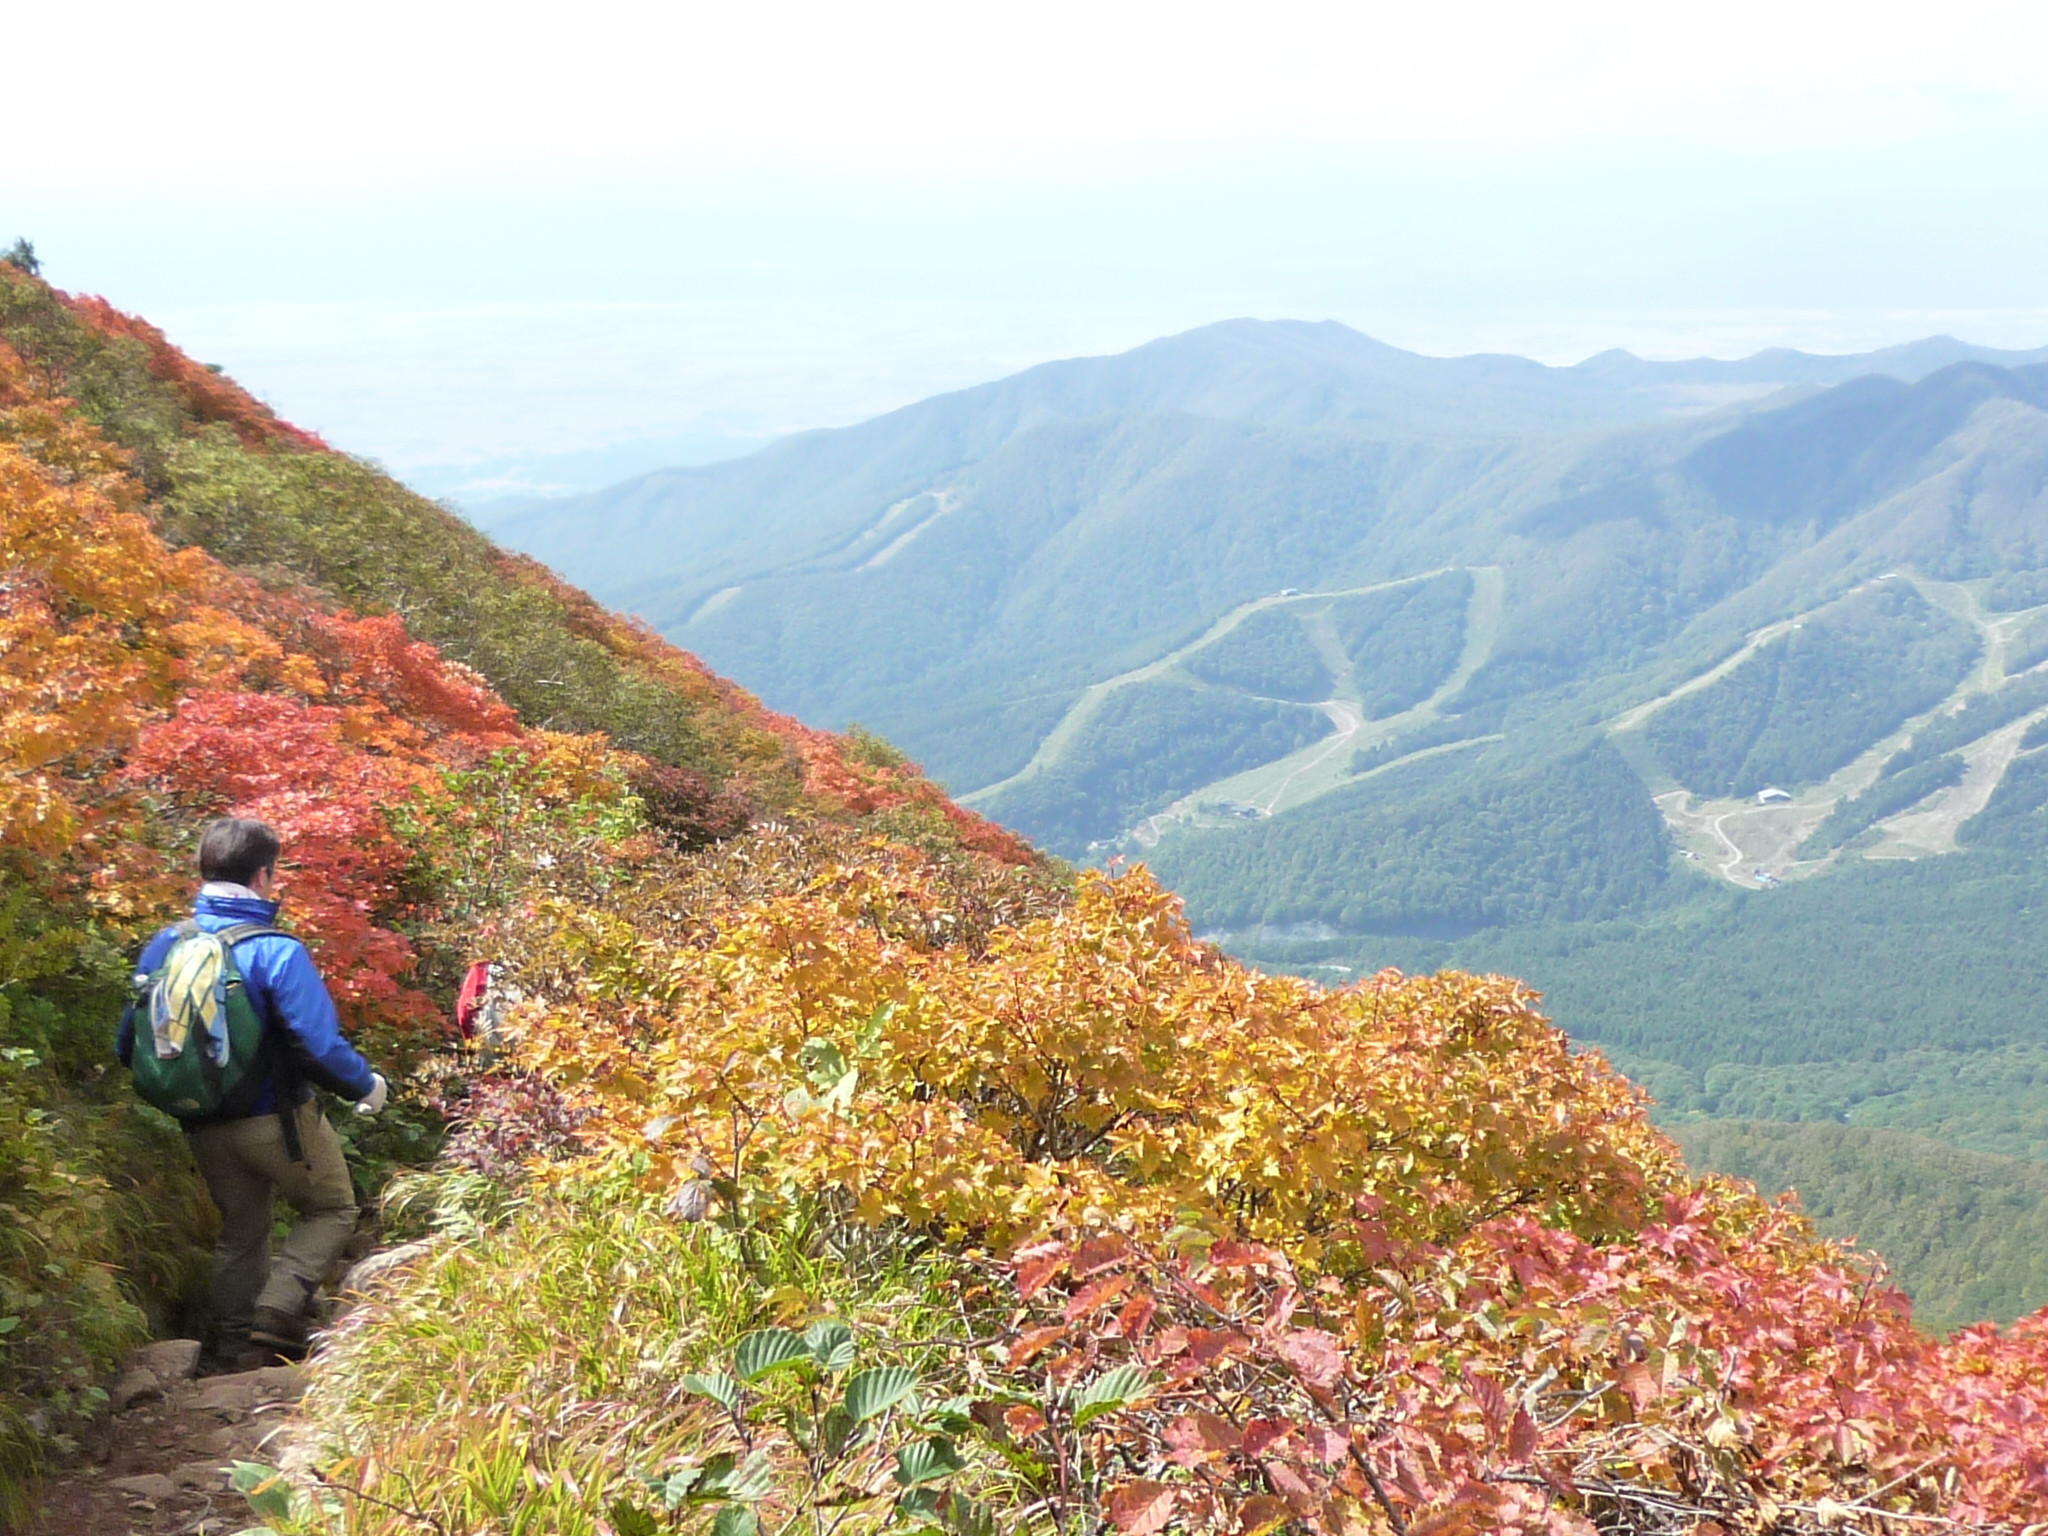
left=0, top=444, right=186, bottom=861
left=161, top=608, right=289, bottom=691
left=513, top=864, right=1687, bottom=1267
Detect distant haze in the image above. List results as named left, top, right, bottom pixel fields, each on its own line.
left=6, top=2, right=2046, bottom=496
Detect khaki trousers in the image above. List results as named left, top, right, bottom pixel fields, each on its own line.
left=187, top=1098, right=358, bottom=1335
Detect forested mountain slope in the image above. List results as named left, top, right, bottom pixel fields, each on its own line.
left=0, top=261, right=1036, bottom=1515
left=6, top=262, right=2048, bottom=1532
left=475, top=321, right=2048, bottom=643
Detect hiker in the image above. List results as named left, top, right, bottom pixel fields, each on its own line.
left=116, top=816, right=389, bottom=1368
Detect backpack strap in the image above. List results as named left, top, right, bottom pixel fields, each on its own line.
left=209, top=922, right=292, bottom=953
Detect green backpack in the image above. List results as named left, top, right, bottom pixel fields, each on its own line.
left=127, top=922, right=284, bottom=1120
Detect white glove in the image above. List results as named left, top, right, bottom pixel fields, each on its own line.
left=355, top=1073, right=389, bottom=1115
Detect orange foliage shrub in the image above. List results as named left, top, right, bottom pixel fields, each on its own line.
left=0, top=335, right=526, bottom=1043
left=122, top=691, right=441, bottom=1037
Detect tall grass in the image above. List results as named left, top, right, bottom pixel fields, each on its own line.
left=293, top=1173, right=984, bottom=1535
left=0, top=880, right=217, bottom=1522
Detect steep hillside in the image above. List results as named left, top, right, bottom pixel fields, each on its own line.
left=0, top=261, right=1036, bottom=1516
left=8, top=268, right=2048, bottom=1533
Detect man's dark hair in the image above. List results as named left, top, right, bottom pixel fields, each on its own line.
left=198, top=817, right=281, bottom=886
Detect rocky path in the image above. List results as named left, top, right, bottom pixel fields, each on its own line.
left=27, top=1343, right=305, bottom=1534
left=24, top=1241, right=432, bottom=1533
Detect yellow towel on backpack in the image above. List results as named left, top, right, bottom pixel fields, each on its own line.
left=150, top=935, right=232, bottom=1066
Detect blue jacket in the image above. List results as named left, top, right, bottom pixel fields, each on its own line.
left=116, top=892, right=377, bottom=1119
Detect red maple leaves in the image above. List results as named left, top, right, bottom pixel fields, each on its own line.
left=996, top=1200, right=2048, bottom=1533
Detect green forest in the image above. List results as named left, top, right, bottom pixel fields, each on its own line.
left=2013, top=612, right=2048, bottom=673
left=1180, top=608, right=1334, bottom=700
left=1348, top=702, right=1505, bottom=776
left=1218, top=844, right=2048, bottom=1118
left=1672, top=1121, right=2048, bottom=1332
left=1153, top=739, right=1669, bottom=932
left=1638, top=1044, right=2048, bottom=1163
left=1396, top=851, right=2042, bottom=1066
left=1329, top=571, right=1471, bottom=717
left=1983, top=567, right=2048, bottom=610
left=1643, top=583, right=1979, bottom=797
left=1961, top=741, right=2048, bottom=850
left=982, top=682, right=1331, bottom=851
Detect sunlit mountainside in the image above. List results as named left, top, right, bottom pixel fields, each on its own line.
left=483, top=322, right=2048, bottom=1331
left=7, top=262, right=2048, bottom=1531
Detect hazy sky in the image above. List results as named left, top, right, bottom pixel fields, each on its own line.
left=9, top=0, right=2048, bottom=498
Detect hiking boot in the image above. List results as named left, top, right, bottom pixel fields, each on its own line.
left=198, top=1333, right=263, bottom=1376
left=248, top=1305, right=310, bottom=1363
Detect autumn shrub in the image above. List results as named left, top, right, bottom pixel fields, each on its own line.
left=349, top=857, right=2045, bottom=1533
left=509, top=867, right=1675, bottom=1258
left=986, top=1204, right=2048, bottom=1534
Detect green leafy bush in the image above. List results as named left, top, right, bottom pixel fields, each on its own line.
left=286, top=1175, right=992, bottom=1536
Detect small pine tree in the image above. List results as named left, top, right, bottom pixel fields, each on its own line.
left=1, top=239, right=38, bottom=276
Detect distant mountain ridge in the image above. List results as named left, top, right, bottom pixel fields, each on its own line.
left=474, top=320, right=2048, bottom=614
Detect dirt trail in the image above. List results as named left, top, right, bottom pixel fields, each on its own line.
left=28, top=1241, right=428, bottom=1533
left=29, top=1352, right=305, bottom=1535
